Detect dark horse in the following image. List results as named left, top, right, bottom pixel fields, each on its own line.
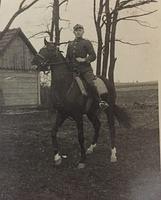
left=32, top=39, right=130, bottom=168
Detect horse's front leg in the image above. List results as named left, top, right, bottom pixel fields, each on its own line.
left=76, top=116, right=86, bottom=169
left=51, top=111, right=67, bottom=165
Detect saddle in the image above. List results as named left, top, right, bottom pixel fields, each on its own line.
left=74, top=76, right=108, bottom=96
left=65, top=75, right=109, bottom=112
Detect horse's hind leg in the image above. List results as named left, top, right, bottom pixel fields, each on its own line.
left=51, top=111, right=67, bottom=165
left=86, top=112, right=101, bottom=154
left=75, top=116, right=86, bottom=168
left=105, top=106, right=117, bottom=162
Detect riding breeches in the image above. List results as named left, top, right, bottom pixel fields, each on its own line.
left=81, top=71, right=100, bottom=102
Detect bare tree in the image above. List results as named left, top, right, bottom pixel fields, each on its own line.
left=93, top=0, right=104, bottom=75
left=0, top=0, right=40, bottom=40
left=29, top=0, right=69, bottom=44
left=93, top=0, right=157, bottom=84
left=50, top=0, right=69, bottom=43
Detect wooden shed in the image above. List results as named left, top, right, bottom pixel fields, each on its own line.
left=0, top=28, right=40, bottom=107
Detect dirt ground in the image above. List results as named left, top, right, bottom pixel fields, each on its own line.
left=0, top=87, right=160, bottom=200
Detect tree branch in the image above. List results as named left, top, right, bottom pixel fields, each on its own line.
left=93, top=0, right=97, bottom=25
left=19, top=0, right=26, bottom=9
left=59, top=18, right=70, bottom=22
left=89, top=39, right=150, bottom=46
left=101, top=14, right=107, bottom=28
left=0, top=0, right=40, bottom=40
left=59, top=0, right=68, bottom=6
left=94, top=0, right=104, bottom=25
left=58, top=41, right=70, bottom=45
left=118, top=0, right=157, bottom=10
left=116, top=39, right=149, bottom=45
left=28, top=31, right=51, bottom=39
left=18, top=0, right=40, bottom=12
left=117, top=10, right=157, bottom=22
left=119, top=0, right=134, bottom=7
left=123, top=18, right=157, bottom=28
left=97, top=0, right=104, bottom=24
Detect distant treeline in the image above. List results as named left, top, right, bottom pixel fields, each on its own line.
left=116, top=81, right=158, bottom=89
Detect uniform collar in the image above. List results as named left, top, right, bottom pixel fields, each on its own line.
left=74, top=37, right=83, bottom=42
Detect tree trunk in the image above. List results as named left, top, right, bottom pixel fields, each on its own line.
left=54, top=0, right=60, bottom=44
left=96, top=27, right=103, bottom=75
left=108, top=1, right=119, bottom=84
left=109, top=19, right=117, bottom=83
left=102, top=0, right=111, bottom=78
left=50, top=0, right=60, bottom=44
left=50, top=1, right=55, bottom=41
left=50, top=0, right=60, bottom=104
left=93, top=0, right=104, bottom=76
left=0, top=13, right=18, bottom=40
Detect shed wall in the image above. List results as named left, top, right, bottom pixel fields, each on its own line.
left=0, top=70, right=40, bottom=106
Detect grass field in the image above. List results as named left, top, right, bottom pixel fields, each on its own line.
left=0, top=82, right=160, bottom=200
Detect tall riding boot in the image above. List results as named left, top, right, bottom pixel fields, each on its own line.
left=90, top=85, right=108, bottom=110
left=90, top=85, right=101, bottom=106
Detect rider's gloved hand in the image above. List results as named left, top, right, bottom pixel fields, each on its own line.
left=76, top=57, right=86, bottom=63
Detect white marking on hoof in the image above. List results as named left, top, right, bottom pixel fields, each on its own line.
left=62, top=154, right=67, bottom=159
left=111, top=147, right=117, bottom=163
left=86, top=144, right=97, bottom=154
left=54, top=153, right=62, bottom=165
left=78, top=163, right=86, bottom=169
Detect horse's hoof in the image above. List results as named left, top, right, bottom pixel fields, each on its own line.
left=86, top=144, right=96, bottom=155
left=77, top=163, right=86, bottom=169
left=111, top=156, right=117, bottom=163
left=86, top=148, right=93, bottom=155
left=111, top=147, right=117, bottom=163
left=55, top=158, right=62, bottom=165
left=54, top=153, right=62, bottom=166
left=62, top=154, right=67, bottom=159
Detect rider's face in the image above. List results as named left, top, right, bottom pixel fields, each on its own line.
left=74, top=29, right=84, bottom=38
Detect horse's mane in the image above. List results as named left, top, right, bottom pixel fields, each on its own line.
left=58, top=50, right=71, bottom=70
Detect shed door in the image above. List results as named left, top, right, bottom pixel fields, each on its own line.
left=0, top=70, right=40, bottom=106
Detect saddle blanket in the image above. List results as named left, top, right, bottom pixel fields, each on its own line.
left=75, top=76, right=108, bottom=96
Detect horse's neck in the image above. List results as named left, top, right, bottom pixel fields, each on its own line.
left=50, top=55, right=73, bottom=96
left=51, top=65, right=72, bottom=83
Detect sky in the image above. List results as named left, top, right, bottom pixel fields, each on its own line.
left=0, top=0, right=161, bottom=82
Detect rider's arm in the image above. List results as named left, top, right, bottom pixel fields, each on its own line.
left=85, top=40, right=96, bottom=63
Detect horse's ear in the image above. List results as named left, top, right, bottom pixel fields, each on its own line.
left=44, top=37, right=49, bottom=46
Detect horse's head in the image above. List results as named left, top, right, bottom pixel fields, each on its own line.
left=31, top=38, right=60, bottom=72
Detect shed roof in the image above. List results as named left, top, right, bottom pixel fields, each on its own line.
left=0, top=28, right=37, bottom=55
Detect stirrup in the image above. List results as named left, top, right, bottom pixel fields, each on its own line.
left=99, top=100, right=108, bottom=109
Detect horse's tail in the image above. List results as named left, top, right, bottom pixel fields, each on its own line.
left=99, top=76, right=131, bottom=128
left=113, top=104, right=131, bottom=128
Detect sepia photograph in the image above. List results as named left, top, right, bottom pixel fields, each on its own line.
left=0, top=0, right=161, bottom=199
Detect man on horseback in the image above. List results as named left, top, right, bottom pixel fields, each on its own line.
left=31, top=28, right=130, bottom=168
left=66, top=24, right=107, bottom=108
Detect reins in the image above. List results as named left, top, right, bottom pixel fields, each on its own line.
left=37, top=52, right=69, bottom=67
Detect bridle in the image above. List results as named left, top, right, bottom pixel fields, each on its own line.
left=36, top=51, right=68, bottom=67
left=35, top=52, right=68, bottom=75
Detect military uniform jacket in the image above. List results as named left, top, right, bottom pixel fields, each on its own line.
left=66, top=38, right=96, bottom=73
